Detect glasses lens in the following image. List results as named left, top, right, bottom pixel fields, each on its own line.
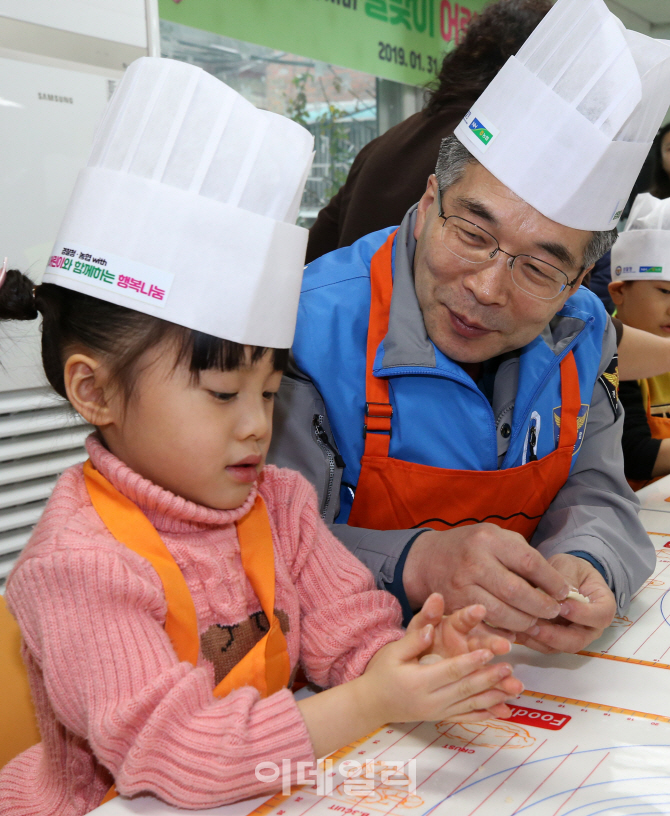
left=440, top=216, right=498, bottom=264
left=511, top=256, right=568, bottom=300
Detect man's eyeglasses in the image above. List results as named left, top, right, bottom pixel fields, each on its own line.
left=436, top=196, right=583, bottom=301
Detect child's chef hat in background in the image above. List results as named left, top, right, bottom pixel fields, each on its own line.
left=43, top=57, right=314, bottom=348
left=454, top=0, right=670, bottom=232
left=611, top=193, right=670, bottom=282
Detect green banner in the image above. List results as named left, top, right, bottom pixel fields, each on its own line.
left=158, top=0, right=489, bottom=86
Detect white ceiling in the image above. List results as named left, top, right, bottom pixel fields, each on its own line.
left=605, top=0, right=670, bottom=36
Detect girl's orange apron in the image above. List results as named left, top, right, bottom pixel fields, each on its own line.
left=347, top=230, right=582, bottom=539
left=82, top=461, right=291, bottom=805
left=627, top=380, right=670, bottom=492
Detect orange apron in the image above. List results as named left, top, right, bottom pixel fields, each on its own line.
left=83, top=461, right=291, bottom=804
left=347, top=231, right=582, bottom=540
left=628, top=384, right=670, bottom=492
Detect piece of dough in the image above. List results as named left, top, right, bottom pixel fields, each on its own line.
left=566, top=588, right=590, bottom=603
left=419, top=654, right=444, bottom=665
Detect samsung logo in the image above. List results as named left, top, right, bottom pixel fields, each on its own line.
left=38, top=93, right=73, bottom=104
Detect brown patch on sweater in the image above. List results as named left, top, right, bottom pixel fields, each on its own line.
left=201, top=609, right=291, bottom=686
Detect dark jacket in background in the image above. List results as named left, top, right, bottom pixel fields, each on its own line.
left=588, top=250, right=614, bottom=314
left=619, top=379, right=662, bottom=482
left=306, top=105, right=469, bottom=264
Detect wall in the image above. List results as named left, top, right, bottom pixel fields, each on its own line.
left=0, top=0, right=148, bottom=48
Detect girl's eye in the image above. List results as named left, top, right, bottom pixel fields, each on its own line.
left=263, top=391, right=278, bottom=401
left=660, top=288, right=670, bottom=295
left=210, top=392, right=237, bottom=402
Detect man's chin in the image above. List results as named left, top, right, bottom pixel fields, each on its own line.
left=433, top=329, right=502, bottom=364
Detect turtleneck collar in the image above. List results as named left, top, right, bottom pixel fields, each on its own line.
left=85, top=434, right=258, bottom=534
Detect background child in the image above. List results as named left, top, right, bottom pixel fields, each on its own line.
left=0, top=59, right=521, bottom=816
left=609, top=193, right=670, bottom=489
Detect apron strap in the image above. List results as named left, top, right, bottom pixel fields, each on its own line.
left=214, top=496, right=291, bottom=699
left=642, top=379, right=653, bottom=420
left=83, top=460, right=200, bottom=665
left=362, top=230, right=398, bottom=458
left=638, top=378, right=670, bottom=439
left=556, top=352, right=581, bottom=453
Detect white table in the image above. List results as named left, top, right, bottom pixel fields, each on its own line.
left=634, top=472, right=670, bottom=513
left=93, top=793, right=267, bottom=815
left=90, top=480, right=670, bottom=814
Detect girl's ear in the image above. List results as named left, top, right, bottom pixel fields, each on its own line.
left=63, top=354, right=117, bottom=428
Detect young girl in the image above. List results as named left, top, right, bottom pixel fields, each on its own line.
left=0, top=58, right=521, bottom=816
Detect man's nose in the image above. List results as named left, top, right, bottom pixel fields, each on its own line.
left=462, top=252, right=510, bottom=305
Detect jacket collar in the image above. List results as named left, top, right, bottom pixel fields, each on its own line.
left=382, top=205, right=436, bottom=369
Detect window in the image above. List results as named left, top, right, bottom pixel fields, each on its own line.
left=161, top=21, right=419, bottom=226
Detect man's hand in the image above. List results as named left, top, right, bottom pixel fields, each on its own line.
left=403, top=525, right=570, bottom=633
left=515, top=553, right=616, bottom=654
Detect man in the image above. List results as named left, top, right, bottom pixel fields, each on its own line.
left=269, top=0, right=670, bottom=654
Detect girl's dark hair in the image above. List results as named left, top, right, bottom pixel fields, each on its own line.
left=649, top=123, right=670, bottom=200
left=425, top=0, right=551, bottom=116
left=0, top=270, right=288, bottom=402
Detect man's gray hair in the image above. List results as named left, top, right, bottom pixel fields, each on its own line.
left=435, top=135, right=617, bottom=270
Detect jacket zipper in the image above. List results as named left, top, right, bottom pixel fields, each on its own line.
left=528, top=424, right=538, bottom=462
left=505, top=321, right=594, bottom=468
left=312, top=414, right=344, bottom=519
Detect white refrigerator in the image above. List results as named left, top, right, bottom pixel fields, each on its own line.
left=0, top=0, right=157, bottom=587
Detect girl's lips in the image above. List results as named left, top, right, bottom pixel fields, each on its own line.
left=232, top=455, right=261, bottom=466
left=226, top=455, right=261, bottom=483
left=226, top=463, right=260, bottom=484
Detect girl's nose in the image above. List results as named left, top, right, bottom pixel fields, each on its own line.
left=238, top=398, right=270, bottom=440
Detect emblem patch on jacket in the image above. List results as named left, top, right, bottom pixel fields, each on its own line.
left=599, top=353, right=619, bottom=417
left=553, top=404, right=590, bottom=454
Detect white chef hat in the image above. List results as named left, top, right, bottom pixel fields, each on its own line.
left=611, top=193, right=670, bottom=282
left=43, top=57, right=314, bottom=348
left=454, top=0, right=670, bottom=232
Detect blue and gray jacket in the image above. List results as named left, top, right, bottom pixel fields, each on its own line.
left=269, top=208, right=653, bottom=616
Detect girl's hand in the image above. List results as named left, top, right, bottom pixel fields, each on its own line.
left=360, top=619, right=523, bottom=726
left=408, top=594, right=514, bottom=660
left=406, top=596, right=521, bottom=720
left=298, top=598, right=523, bottom=758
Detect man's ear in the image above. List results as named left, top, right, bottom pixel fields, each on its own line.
left=565, top=265, right=594, bottom=300
left=608, top=280, right=626, bottom=306
left=63, top=353, right=117, bottom=428
left=414, top=174, right=439, bottom=241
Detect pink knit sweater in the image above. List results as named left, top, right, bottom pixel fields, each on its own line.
left=0, top=437, right=402, bottom=815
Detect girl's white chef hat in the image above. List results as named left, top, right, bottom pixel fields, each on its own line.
left=612, top=193, right=670, bottom=282
left=454, top=0, right=670, bottom=232
left=43, top=57, right=314, bottom=348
